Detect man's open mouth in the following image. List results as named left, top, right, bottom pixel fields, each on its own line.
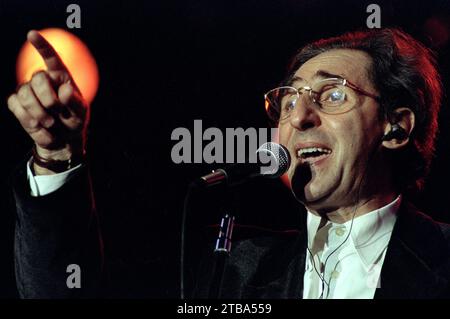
left=296, top=146, right=332, bottom=164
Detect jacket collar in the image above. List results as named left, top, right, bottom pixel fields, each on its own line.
left=374, top=201, right=450, bottom=299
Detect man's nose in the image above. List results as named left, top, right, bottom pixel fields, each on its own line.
left=289, top=94, right=321, bottom=131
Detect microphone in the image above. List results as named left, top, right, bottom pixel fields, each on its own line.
left=195, top=142, right=291, bottom=188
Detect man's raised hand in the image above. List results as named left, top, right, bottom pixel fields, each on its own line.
left=7, top=30, right=89, bottom=175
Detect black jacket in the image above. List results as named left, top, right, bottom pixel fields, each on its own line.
left=194, top=201, right=450, bottom=298
left=12, top=164, right=450, bottom=298
left=12, top=164, right=102, bottom=298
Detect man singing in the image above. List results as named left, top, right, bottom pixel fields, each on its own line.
left=7, top=28, right=450, bottom=298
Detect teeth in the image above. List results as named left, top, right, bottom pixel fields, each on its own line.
left=297, top=147, right=332, bottom=158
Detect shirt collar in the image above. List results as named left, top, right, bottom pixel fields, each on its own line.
left=307, top=195, right=402, bottom=268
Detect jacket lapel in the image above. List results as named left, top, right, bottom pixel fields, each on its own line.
left=375, top=202, right=450, bottom=299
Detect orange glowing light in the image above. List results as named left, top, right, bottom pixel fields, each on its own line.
left=16, top=28, right=99, bottom=105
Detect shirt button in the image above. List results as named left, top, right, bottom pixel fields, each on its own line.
left=331, top=270, right=340, bottom=279
left=335, top=227, right=346, bottom=236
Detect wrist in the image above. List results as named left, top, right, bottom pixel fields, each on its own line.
left=32, top=144, right=85, bottom=175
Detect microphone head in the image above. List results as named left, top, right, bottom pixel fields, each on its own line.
left=256, top=142, right=291, bottom=178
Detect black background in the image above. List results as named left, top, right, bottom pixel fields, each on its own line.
left=0, top=0, right=449, bottom=298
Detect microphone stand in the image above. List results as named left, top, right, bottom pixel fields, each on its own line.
left=208, top=212, right=235, bottom=299
left=186, top=143, right=289, bottom=298
left=208, top=187, right=239, bottom=299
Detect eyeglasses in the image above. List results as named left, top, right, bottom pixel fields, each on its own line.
left=264, top=77, right=380, bottom=122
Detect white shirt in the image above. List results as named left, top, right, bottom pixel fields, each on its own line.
left=303, top=196, right=401, bottom=299
left=27, top=159, right=82, bottom=196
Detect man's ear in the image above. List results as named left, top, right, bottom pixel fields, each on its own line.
left=382, top=107, right=415, bottom=149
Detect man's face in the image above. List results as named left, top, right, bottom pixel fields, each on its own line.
left=278, top=49, right=385, bottom=212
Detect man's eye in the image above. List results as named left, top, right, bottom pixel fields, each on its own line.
left=322, top=88, right=346, bottom=103
left=282, top=95, right=297, bottom=110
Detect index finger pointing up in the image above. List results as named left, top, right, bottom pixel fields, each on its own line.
left=27, top=30, right=69, bottom=74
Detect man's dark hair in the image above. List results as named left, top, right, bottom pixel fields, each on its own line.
left=284, top=28, right=443, bottom=192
